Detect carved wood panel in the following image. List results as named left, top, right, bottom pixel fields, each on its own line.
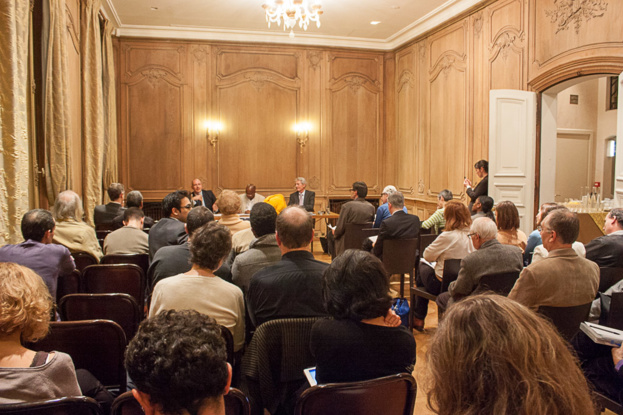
left=395, top=47, right=417, bottom=195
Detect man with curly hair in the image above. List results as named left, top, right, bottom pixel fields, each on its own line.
left=126, top=309, right=232, bottom=415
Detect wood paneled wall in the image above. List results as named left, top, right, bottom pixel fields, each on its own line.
left=116, top=0, right=623, bottom=220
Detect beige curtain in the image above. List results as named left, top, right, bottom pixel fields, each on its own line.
left=0, top=1, right=32, bottom=244
left=102, top=20, right=118, bottom=193
left=81, top=0, right=104, bottom=226
left=44, top=0, right=73, bottom=203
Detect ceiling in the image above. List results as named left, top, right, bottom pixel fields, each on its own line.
left=103, top=0, right=484, bottom=50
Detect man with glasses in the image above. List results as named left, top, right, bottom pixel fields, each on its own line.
left=148, top=191, right=192, bottom=259
left=584, top=208, right=623, bottom=268
left=509, top=208, right=599, bottom=311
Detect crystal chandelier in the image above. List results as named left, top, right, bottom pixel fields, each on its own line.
left=262, top=0, right=323, bottom=38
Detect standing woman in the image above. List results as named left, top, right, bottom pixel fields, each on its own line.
left=495, top=200, right=528, bottom=253
left=464, top=160, right=488, bottom=214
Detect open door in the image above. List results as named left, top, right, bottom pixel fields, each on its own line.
left=615, top=72, right=623, bottom=207
left=489, top=90, right=537, bottom=235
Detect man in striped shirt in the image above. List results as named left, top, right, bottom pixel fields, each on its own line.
left=421, top=189, right=452, bottom=234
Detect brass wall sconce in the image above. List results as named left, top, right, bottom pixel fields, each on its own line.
left=204, top=121, right=222, bottom=151
left=295, top=122, right=310, bottom=154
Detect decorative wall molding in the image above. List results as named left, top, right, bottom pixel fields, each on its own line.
left=490, top=29, right=525, bottom=62
left=473, top=12, right=484, bottom=36
left=307, top=51, right=322, bottom=70
left=429, top=51, right=467, bottom=80
left=397, top=70, right=414, bottom=93
left=191, top=46, right=208, bottom=62
left=344, top=75, right=368, bottom=93
left=141, top=69, right=169, bottom=87
left=545, top=0, right=608, bottom=34
left=244, top=71, right=274, bottom=90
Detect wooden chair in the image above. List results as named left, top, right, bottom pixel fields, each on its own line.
left=383, top=238, right=418, bottom=298
left=599, top=267, right=623, bottom=295
left=95, top=230, right=112, bottom=250
left=82, top=264, right=146, bottom=310
left=600, top=292, right=623, bottom=331
left=343, top=222, right=374, bottom=250
left=58, top=293, right=141, bottom=343
left=56, top=269, right=82, bottom=303
left=295, top=373, right=417, bottom=415
left=101, top=253, right=150, bottom=277
left=0, top=396, right=104, bottom=415
left=537, top=302, right=592, bottom=341
left=27, top=320, right=127, bottom=391
left=474, top=271, right=521, bottom=296
left=593, top=391, right=623, bottom=415
left=410, top=258, right=461, bottom=328
left=71, top=252, right=98, bottom=273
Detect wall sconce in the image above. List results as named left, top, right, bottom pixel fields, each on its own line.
left=295, top=122, right=310, bottom=154
left=204, top=121, right=222, bottom=151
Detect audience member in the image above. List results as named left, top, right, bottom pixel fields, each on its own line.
left=287, top=177, right=315, bottom=212
left=264, top=193, right=288, bottom=214
left=427, top=294, right=595, bottom=415
left=231, top=203, right=281, bottom=295
left=421, top=189, right=452, bottom=234
left=508, top=208, right=599, bottom=310
left=311, top=250, right=415, bottom=384
left=372, top=185, right=407, bottom=228
left=0, top=209, right=75, bottom=299
left=372, top=192, right=420, bottom=260
left=463, top=159, right=488, bottom=214
left=436, top=217, right=522, bottom=310
left=52, top=190, right=103, bottom=260
left=471, top=195, right=495, bottom=221
left=126, top=310, right=231, bottom=415
left=531, top=205, right=585, bottom=263
left=148, top=190, right=191, bottom=259
left=247, top=206, right=327, bottom=329
left=191, top=178, right=217, bottom=211
left=584, top=207, right=623, bottom=268
left=495, top=200, right=527, bottom=253
left=412, top=200, right=474, bottom=331
left=150, top=221, right=244, bottom=351
left=216, top=190, right=251, bottom=235
left=103, top=207, right=149, bottom=255
left=331, top=181, right=375, bottom=257
left=93, top=182, right=124, bottom=227
left=111, top=190, right=154, bottom=230
left=524, top=202, right=558, bottom=265
left=239, top=184, right=265, bottom=214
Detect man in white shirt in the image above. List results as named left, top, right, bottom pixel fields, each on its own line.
left=239, top=184, right=264, bottom=214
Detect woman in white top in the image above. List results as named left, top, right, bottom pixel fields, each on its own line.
left=412, top=200, right=475, bottom=331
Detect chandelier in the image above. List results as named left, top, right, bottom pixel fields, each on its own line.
left=262, top=0, right=323, bottom=38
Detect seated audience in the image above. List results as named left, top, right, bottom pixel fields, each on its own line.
left=0, top=209, right=75, bottom=299
left=427, top=294, right=595, bottom=415
left=247, top=206, right=327, bottom=330
left=311, top=250, right=415, bottom=384
left=0, top=262, right=81, bottom=402
left=126, top=310, right=232, bottom=415
left=239, top=184, right=265, bottom=214
left=508, top=208, right=599, bottom=310
left=331, top=181, right=375, bottom=257
left=421, top=189, right=452, bottom=234
left=191, top=178, right=217, bottom=211
left=436, top=217, right=523, bottom=310
left=231, top=203, right=281, bottom=295
left=584, top=207, right=623, bottom=268
left=264, top=193, right=288, bottom=214
left=372, top=192, right=420, bottom=261
left=103, top=207, right=149, bottom=255
left=464, top=159, right=488, bottom=214
left=111, top=190, right=154, bottom=230
left=52, top=190, right=103, bottom=260
left=471, top=195, right=495, bottom=221
left=287, top=177, right=315, bottom=212
left=149, top=221, right=244, bottom=352
left=412, top=200, right=474, bottom=331
left=216, top=190, right=251, bottom=235
left=531, top=205, right=585, bottom=263
left=495, top=200, right=527, bottom=253
left=372, top=185, right=407, bottom=228
left=148, top=190, right=191, bottom=259
left=93, top=182, right=124, bottom=228
left=524, top=202, right=557, bottom=265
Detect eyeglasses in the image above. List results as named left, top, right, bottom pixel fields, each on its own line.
left=181, top=204, right=192, bottom=210
left=537, top=226, right=552, bottom=234
left=467, top=233, right=478, bottom=238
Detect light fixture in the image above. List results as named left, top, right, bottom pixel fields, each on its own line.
left=370, top=21, right=381, bottom=25
left=262, top=0, right=323, bottom=38
left=294, top=122, right=310, bottom=153
left=204, top=121, right=222, bottom=151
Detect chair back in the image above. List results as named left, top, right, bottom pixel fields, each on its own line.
left=101, top=253, right=150, bottom=276
left=475, top=271, right=521, bottom=296
left=0, top=396, right=103, bottom=415
left=383, top=239, right=418, bottom=275
left=111, top=392, right=142, bottom=415
left=27, top=320, right=127, bottom=391
left=440, top=258, right=462, bottom=292
left=593, top=391, right=623, bottom=415
left=599, top=267, right=623, bottom=294
left=220, top=324, right=235, bottom=366
left=96, top=230, right=111, bottom=250
left=344, top=222, right=374, bottom=250
left=295, top=373, right=417, bottom=415
left=82, top=264, right=146, bottom=309
left=606, top=292, right=623, bottom=331
left=537, top=302, right=592, bottom=341
left=56, top=269, right=81, bottom=302
left=418, top=234, right=438, bottom=256
left=58, top=293, right=141, bottom=343
left=71, top=252, right=98, bottom=272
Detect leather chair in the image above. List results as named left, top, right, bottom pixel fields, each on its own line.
left=27, top=320, right=127, bottom=391
left=343, top=222, right=374, bottom=251
left=101, top=253, right=150, bottom=277
left=0, top=396, right=103, bottom=415
left=537, top=302, right=592, bottom=341
left=95, top=230, right=111, bottom=250
left=410, top=258, right=461, bottom=327
left=294, top=373, right=417, bottom=415
left=383, top=238, right=418, bottom=298
left=58, top=293, right=141, bottom=343
left=56, top=269, right=82, bottom=303
left=600, top=292, right=623, bottom=331
left=71, top=252, right=98, bottom=273
left=82, top=264, right=146, bottom=310
left=474, top=271, right=521, bottom=296
left=599, top=267, right=623, bottom=295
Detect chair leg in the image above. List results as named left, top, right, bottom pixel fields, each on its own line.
left=400, top=273, right=404, bottom=298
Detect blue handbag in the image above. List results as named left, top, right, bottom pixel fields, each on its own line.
left=391, top=298, right=410, bottom=327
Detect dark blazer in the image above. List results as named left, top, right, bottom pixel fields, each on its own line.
left=148, top=217, right=186, bottom=259
left=373, top=210, right=420, bottom=260
left=585, top=234, right=623, bottom=268
left=466, top=175, right=488, bottom=213
left=288, top=190, right=316, bottom=212
left=192, top=189, right=217, bottom=211
left=94, top=202, right=124, bottom=226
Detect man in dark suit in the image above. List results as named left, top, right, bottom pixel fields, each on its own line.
left=585, top=208, right=623, bottom=268
left=148, top=191, right=192, bottom=259
left=190, top=178, right=217, bottom=211
left=94, top=183, right=125, bottom=227
left=111, top=190, right=155, bottom=230
left=372, top=192, right=420, bottom=261
left=288, top=177, right=315, bottom=212
left=332, top=181, right=375, bottom=258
